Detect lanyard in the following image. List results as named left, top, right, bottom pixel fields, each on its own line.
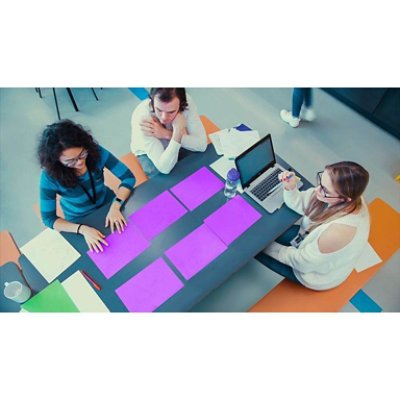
left=78, top=170, right=97, bottom=205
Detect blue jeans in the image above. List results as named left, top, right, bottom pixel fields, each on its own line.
left=137, top=148, right=193, bottom=179
left=137, top=154, right=159, bottom=179
left=255, top=225, right=301, bottom=284
left=292, top=88, right=312, bottom=118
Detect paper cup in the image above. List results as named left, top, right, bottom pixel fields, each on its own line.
left=4, top=281, right=31, bottom=303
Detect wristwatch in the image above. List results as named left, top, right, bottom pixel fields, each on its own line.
left=114, top=197, right=125, bottom=206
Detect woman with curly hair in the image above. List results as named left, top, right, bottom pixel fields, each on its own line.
left=38, top=119, right=136, bottom=253
left=257, top=161, right=370, bottom=290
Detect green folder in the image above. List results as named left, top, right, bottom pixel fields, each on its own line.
left=22, top=280, right=79, bottom=312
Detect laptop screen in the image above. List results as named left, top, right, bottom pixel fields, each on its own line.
left=235, top=134, right=276, bottom=188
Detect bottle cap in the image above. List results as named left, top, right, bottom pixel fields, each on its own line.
left=227, top=168, right=240, bottom=181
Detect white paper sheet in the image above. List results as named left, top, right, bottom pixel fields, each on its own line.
left=62, top=271, right=109, bottom=312
left=354, top=242, right=382, bottom=272
left=209, top=129, right=228, bottom=155
left=21, top=228, right=81, bottom=283
left=219, top=128, right=260, bottom=159
left=209, top=157, right=244, bottom=193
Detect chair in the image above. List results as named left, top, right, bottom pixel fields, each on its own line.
left=0, top=231, right=31, bottom=289
left=200, top=115, right=220, bottom=144
left=35, top=88, right=99, bottom=120
left=33, top=195, right=64, bottom=226
left=104, top=153, right=148, bottom=194
left=248, top=198, right=400, bottom=312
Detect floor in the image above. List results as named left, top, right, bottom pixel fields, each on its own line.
left=0, top=87, right=399, bottom=311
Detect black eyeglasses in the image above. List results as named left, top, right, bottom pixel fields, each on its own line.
left=316, top=171, right=342, bottom=199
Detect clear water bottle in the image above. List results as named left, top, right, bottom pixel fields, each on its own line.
left=224, top=168, right=240, bottom=199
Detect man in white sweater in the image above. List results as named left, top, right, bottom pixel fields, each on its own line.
left=130, top=88, right=207, bottom=177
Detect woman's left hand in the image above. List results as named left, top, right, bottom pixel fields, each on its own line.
left=105, top=202, right=128, bottom=234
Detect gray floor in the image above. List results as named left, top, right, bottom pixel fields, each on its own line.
left=1, top=87, right=399, bottom=311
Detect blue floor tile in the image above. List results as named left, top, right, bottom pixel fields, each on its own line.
left=129, top=88, right=149, bottom=100
left=350, top=290, right=383, bottom=312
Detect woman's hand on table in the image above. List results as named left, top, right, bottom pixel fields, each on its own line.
left=80, top=225, right=109, bottom=253
left=105, top=202, right=128, bottom=234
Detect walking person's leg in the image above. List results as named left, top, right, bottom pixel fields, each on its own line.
left=292, top=88, right=305, bottom=118
left=280, top=88, right=302, bottom=128
left=300, top=88, right=316, bottom=121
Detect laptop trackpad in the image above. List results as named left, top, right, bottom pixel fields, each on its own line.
left=263, top=189, right=284, bottom=213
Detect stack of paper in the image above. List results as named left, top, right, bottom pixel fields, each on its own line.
left=20, top=228, right=81, bottom=283
left=209, top=129, right=227, bottom=155
left=62, top=271, right=109, bottom=312
left=209, top=128, right=260, bottom=158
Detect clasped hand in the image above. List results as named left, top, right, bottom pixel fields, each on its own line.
left=171, top=113, right=187, bottom=143
left=140, top=118, right=170, bottom=139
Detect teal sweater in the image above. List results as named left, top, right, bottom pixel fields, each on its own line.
left=40, top=146, right=135, bottom=228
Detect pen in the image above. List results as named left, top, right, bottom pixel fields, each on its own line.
left=81, top=270, right=102, bottom=291
left=279, top=172, right=301, bottom=182
left=289, top=173, right=301, bottom=181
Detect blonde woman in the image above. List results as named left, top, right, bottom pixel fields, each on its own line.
left=257, top=161, right=370, bottom=290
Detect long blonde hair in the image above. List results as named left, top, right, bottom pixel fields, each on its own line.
left=304, top=161, right=369, bottom=232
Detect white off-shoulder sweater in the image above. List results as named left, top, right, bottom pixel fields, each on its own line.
left=263, top=187, right=370, bottom=290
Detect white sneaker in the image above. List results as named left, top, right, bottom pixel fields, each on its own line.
left=300, top=107, right=316, bottom=122
left=280, top=109, right=300, bottom=128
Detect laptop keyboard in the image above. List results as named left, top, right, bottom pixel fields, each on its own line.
left=250, top=168, right=284, bottom=201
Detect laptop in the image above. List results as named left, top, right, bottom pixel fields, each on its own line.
left=234, top=134, right=302, bottom=213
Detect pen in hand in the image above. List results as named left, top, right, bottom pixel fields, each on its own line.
left=279, top=172, right=301, bottom=182
left=81, top=270, right=102, bottom=291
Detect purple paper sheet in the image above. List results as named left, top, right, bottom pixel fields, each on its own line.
left=170, top=167, right=224, bottom=211
left=203, top=195, right=262, bottom=245
left=164, top=224, right=227, bottom=280
left=88, top=223, right=150, bottom=279
left=129, top=191, right=188, bottom=240
left=115, top=257, right=184, bottom=312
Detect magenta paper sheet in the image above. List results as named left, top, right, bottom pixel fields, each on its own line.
left=170, top=167, right=224, bottom=211
left=88, top=223, right=150, bottom=279
left=115, top=257, right=184, bottom=312
left=129, top=191, right=188, bottom=240
left=203, top=195, right=262, bottom=245
left=164, top=224, right=227, bottom=280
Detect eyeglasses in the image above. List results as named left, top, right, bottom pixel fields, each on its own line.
left=316, top=171, right=342, bottom=199
left=60, top=149, right=88, bottom=167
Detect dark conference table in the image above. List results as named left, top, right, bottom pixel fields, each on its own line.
left=18, top=143, right=312, bottom=312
